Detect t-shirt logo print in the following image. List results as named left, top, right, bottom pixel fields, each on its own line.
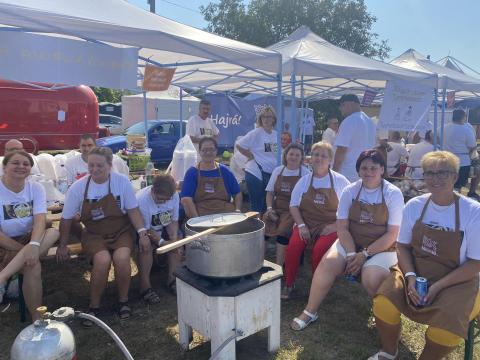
left=264, top=143, right=278, bottom=153
left=359, top=210, right=374, bottom=224
left=421, top=235, right=438, bottom=256
left=200, top=128, right=213, bottom=136
left=3, top=201, right=33, bottom=220
left=313, top=193, right=326, bottom=205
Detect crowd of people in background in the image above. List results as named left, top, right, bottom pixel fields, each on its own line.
left=1, top=93, right=479, bottom=359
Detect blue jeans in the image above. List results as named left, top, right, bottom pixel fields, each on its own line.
left=245, top=171, right=271, bottom=213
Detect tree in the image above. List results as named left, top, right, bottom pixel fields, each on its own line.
left=201, top=0, right=390, bottom=60
left=92, top=87, right=129, bottom=103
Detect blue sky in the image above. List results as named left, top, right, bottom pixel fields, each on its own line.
left=127, top=0, right=480, bottom=75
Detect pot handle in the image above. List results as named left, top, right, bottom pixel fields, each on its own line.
left=156, top=211, right=259, bottom=255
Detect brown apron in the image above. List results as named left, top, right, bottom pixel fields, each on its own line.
left=0, top=233, right=31, bottom=270
left=80, top=176, right=135, bottom=259
left=193, top=163, right=235, bottom=216
left=263, top=166, right=301, bottom=237
left=348, top=181, right=390, bottom=251
left=377, top=194, right=479, bottom=338
left=298, top=170, right=339, bottom=239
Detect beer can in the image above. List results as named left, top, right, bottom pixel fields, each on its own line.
left=415, top=277, right=428, bottom=306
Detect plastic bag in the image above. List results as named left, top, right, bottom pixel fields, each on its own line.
left=166, top=135, right=198, bottom=182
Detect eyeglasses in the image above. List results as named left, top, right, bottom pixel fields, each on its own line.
left=359, top=166, right=382, bottom=172
left=423, top=170, right=455, bottom=180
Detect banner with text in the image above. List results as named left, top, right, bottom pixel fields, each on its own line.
left=0, top=32, right=138, bottom=89
left=378, top=80, right=433, bottom=132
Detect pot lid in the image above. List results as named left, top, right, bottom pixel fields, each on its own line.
left=186, top=212, right=249, bottom=228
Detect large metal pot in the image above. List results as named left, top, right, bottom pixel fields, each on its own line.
left=185, top=217, right=265, bottom=278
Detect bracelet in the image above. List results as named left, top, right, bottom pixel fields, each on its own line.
left=404, top=272, right=417, bottom=278
left=137, top=227, right=147, bottom=235
left=29, top=241, right=41, bottom=247
left=266, top=206, right=273, bottom=210
left=297, top=223, right=306, bottom=228
left=362, top=249, right=371, bottom=259
left=346, top=252, right=356, bottom=257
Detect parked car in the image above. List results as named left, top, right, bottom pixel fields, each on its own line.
left=99, top=114, right=123, bottom=135
left=96, top=119, right=230, bottom=164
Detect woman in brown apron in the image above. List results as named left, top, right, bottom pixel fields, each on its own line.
left=181, top=137, right=242, bottom=217
left=263, top=143, right=307, bottom=265
left=291, top=149, right=404, bottom=330
left=283, top=142, right=350, bottom=299
left=371, top=151, right=480, bottom=360
left=0, top=150, right=59, bottom=321
left=57, top=147, right=150, bottom=324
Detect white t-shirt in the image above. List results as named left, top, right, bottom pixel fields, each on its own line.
left=237, top=127, right=278, bottom=180
left=398, top=194, right=480, bottom=264
left=406, top=140, right=434, bottom=180
left=186, top=114, right=220, bottom=152
left=386, top=142, right=409, bottom=176
left=64, top=154, right=128, bottom=185
left=302, top=115, right=315, bottom=136
left=0, top=180, right=46, bottom=237
left=336, top=179, right=404, bottom=226
left=290, top=171, right=350, bottom=207
left=443, top=122, right=476, bottom=166
left=136, top=186, right=179, bottom=234
left=334, top=111, right=376, bottom=182
left=265, top=165, right=311, bottom=192
left=62, top=172, right=138, bottom=219
left=322, top=127, right=337, bottom=146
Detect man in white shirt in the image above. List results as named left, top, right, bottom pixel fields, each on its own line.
left=321, top=117, right=338, bottom=146
left=186, top=99, right=219, bottom=153
left=443, top=109, right=477, bottom=191
left=333, top=94, right=376, bottom=181
left=301, top=114, right=315, bottom=153
left=406, top=130, right=435, bottom=180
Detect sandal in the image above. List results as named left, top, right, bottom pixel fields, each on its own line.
left=368, top=350, right=398, bottom=360
left=118, top=302, right=131, bottom=320
left=82, top=308, right=99, bottom=328
left=167, top=281, right=177, bottom=296
left=290, top=309, right=318, bottom=331
left=141, top=288, right=161, bottom=304
left=280, top=285, right=295, bottom=300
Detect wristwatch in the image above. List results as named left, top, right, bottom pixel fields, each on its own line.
left=362, top=249, right=371, bottom=260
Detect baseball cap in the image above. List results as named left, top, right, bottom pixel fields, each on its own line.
left=338, top=94, right=360, bottom=104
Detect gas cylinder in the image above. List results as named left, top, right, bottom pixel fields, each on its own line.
left=10, top=306, right=76, bottom=360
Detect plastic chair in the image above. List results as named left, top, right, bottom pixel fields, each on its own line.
left=465, top=319, right=479, bottom=360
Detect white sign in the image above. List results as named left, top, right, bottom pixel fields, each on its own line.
left=378, top=80, right=433, bottom=132
left=0, top=32, right=138, bottom=89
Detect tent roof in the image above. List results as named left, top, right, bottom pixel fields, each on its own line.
left=0, top=0, right=281, bottom=79
left=390, top=49, right=480, bottom=92
left=174, top=26, right=437, bottom=97
left=123, top=88, right=200, bottom=101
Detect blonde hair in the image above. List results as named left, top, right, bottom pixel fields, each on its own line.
left=421, top=151, right=459, bottom=173
left=255, top=106, right=277, bottom=128
left=311, top=141, right=333, bottom=159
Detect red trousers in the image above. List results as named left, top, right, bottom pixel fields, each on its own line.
left=284, top=226, right=338, bottom=287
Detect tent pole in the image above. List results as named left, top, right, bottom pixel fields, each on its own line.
left=440, top=84, right=447, bottom=150
left=143, top=91, right=149, bottom=148
left=301, top=76, right=305, bottom=145
left=433, top=89, right=438, bottom=150
left=276, top=73, right=283, bottom=165
left=179, top=87, right=183, bottom=138
left=290, top=73, right=297, bottom=142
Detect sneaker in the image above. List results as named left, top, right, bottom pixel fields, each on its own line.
left=468, top=192, right=480, bottom=201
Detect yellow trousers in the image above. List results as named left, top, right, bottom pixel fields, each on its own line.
left=373, top=293, right=480, bottom=347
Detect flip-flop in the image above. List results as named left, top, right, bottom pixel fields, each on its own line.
left=367, top=350, right=398, bottom=360
left=290, top=309, right=318, bottom=331
left=118, top=302, right=131, bottom=320
left=141, top=288, right=161, bottom=304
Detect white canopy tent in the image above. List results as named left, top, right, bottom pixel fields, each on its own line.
left=391, top=49, right=480, bottom=147
left=0, top=0, right=284, bottom=150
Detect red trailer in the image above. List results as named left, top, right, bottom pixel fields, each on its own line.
left=0, top=80, right=98, bottom=154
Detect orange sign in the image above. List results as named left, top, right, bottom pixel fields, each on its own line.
left=142, top=64, right=176, bottom=91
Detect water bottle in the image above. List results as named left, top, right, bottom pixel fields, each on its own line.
left=145, top=161, right=155, bottom=186
left=57, top=164, right=68, bottom=194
